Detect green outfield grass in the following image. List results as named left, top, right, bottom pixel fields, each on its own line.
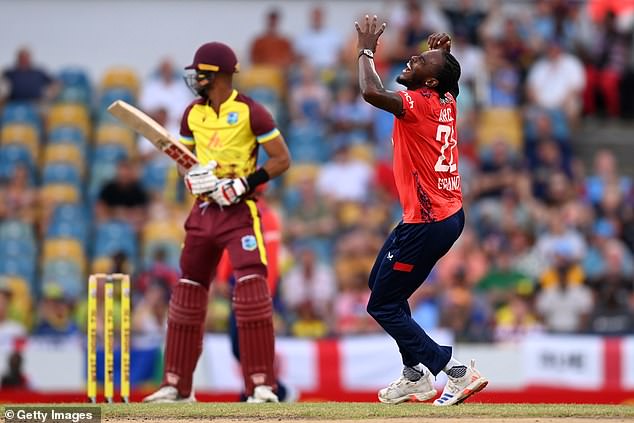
left=3, top=403, right=634, bottom=420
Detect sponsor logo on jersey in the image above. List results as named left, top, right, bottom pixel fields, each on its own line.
left=241, top=235, right=257, bottom=251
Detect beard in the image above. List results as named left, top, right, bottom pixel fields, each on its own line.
left=396, top=74, right=412, bottom=89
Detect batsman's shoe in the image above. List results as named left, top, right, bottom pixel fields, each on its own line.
left=142, top=385, right=196, bottom=403
left=246, top=385, right=279, bottom=403
left=433, top=359, right=488, bottom=406
left=378, top=370, right=437, bottom=404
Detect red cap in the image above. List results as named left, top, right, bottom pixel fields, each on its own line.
left=185, top=42, right=239, bottom=73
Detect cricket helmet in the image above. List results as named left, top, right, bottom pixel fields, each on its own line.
left=185, top=41, right=240, bottom=74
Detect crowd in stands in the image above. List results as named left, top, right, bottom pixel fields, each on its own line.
left=0, top=0, right=633, bottom=364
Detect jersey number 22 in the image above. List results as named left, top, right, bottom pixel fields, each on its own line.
left=434, top=124, right=457, bottom=173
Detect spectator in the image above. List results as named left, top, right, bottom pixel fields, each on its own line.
left=494, top=290, right=542, bottom=343
left=249, top=9, right=294, bottom=69
left=530, top=139, right=570, bottom=202
left=328, top=85, right=373, bottom=147
left=95, top=159, right=149, bottom=230
left=585, top=149, right=632, bottom=206
left=1, top=47, right=57, bottom=102
left=294, top=6, right=343, bottom=70
left=139, top=58, right=192, bottom=136
left=471, top=140, right=519, bottom=201
left=0, top=351, right=28, bottom=390
left=536, top=254, right=593, bottom=333
left=289, top=300, right=330, bottom=338
left=132, top=278, right=169, bottom=341
left=535, top=212, right=587, bottom=268
left=586, top=241, right=634, bottom=335
left=509, top=228, right=545, bottom=282
left=286, top=175, right=337, bottom=249
left=137, top=248, right=180, bottom=293
left=476, top=248, right=533, bottom=309
left=316, top=145, right=372, bottom=202
left=0, top=164, right=37, bottom=225
left=281, top=247, right=336, bottom=322
left=439, top=266, right=492, bottom=342
left=526, top=40, right=586, bottom=124
left=32, top=283, right=79, bottom=337
left=480, top=39, right=521, bottom=108
left=0, top=282, right=26, bottom=343
left=442, top=0, right=486, bottom=46
left=587, top=284, right=634, bottom=335
left=583, top=11, right=630, bottom=118
left=389, top=1, right=436, bottom=66
left=289, top=60, right=331, bottom=123
left=334, top=273, right=378, bottom=335
left=450, top=30, right=485, bottom=100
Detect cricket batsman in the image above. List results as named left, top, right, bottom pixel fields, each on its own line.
left=143, top=41, right=291, bottom=403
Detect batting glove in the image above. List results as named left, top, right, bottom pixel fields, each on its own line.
left=209, top=177, right=249, bottom=206
left=184, top=161, right=218, bottom=195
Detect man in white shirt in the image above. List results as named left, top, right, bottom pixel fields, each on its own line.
left=316, top=144, right=372, bottom=202
left=526, top=42, right=586, bottom=122
left=294, top=6, right=343, bottom=70
left=140, top=58, right=193, bottom=136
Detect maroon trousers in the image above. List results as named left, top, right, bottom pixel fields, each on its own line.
left=162, top=199, right=276, bottom=397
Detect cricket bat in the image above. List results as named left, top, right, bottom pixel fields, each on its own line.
left=107, top=100, right=199, bottom=170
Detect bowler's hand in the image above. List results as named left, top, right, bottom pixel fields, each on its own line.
left=428, top=33, right=452, bottom=52
left=355, top=14, right=387, bottom=53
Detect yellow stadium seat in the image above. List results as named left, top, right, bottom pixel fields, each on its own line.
left=95, top=123, right=135, bottom=154
left=43, top=238, right=86, bottom=271
left=43, top=144, right=84, bottom=173
left=40, top=184, right=80, bottom=205
left=143, top=219, right=184, bottom=244
left=48, top=104, right=91, bottom=137
left=284, top=163, right=320, bottom=187
left=349, top=144, right=375, bottom=163
left=476, top=108, right=523, bottom=152
left=2, top=275, right=33, bottom=327
left=237, top=65, right=285, bottom=98
left=91, top=256, right=113, bottom=275
left=101, top=67, right=140, bottom=96
left=1, top=123, right=39, bottom=159
left=91, top=256, right=133, bottom=276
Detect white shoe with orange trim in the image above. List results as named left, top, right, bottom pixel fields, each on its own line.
left=433, top=359, right=488, bottom=406
left=378, top=370, right=437, bottom=404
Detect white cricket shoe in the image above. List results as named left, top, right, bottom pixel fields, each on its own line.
left=378, top=370, right=437, bottom=404
left=246, top=385, right=279, bottom=403
left=142, top=385, right=196, bottom=403
left=433, top=359, right=488, bottom=406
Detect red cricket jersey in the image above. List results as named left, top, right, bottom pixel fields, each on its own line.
left=393, top=88, right=463, bottom=223
left=216, top=199, right=281, bottom=294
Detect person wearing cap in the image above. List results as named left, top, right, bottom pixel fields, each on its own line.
left=143, top=41, right=290, bottom=404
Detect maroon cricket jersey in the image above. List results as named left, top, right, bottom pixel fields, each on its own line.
left=393, top=88, right=463, bottom=223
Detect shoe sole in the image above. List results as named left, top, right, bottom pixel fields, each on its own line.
left=433, top=377, right=488, bottom=406
left=379, top=389, right=437, bottom=404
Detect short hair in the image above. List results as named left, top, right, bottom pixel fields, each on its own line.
left=436, top=51, right=461, bottom=99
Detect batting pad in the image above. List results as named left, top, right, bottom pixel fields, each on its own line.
left=233, top=275, right=276, bottom=395
left=164, top=280, right=208, bottom=397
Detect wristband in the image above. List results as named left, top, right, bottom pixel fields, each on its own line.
left=245, top=168, right=270, bottom=190
left=358, top=49, right=374, bottom=59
